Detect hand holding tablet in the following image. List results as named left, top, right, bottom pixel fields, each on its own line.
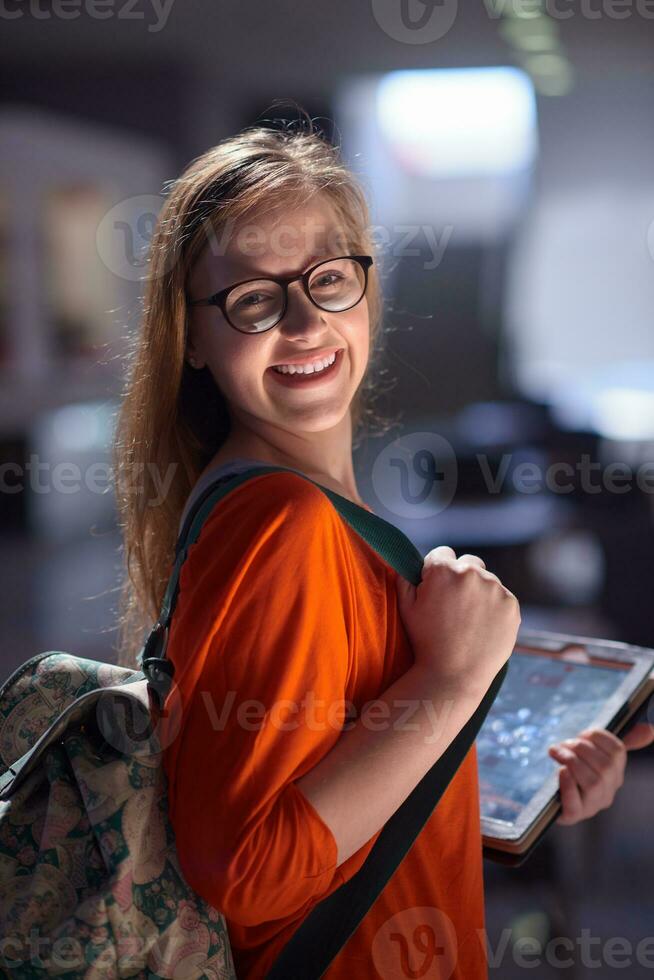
left=478, top=630, right=654, bottom=865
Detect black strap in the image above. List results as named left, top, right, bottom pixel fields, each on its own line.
left=141, top=465, right=508, bottom=977
left=267, top=663, right=507, bottom=979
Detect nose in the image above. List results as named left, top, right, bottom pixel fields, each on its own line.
left=277, top=280, right=328, bottom=337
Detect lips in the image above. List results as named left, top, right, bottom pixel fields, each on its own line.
left=267, top=347, right=345, bottom=386
left=269, top=347, right=344, bottom=370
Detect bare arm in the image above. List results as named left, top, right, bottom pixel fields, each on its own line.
left=298, top=542, right=520, bottom=869
left=295, top=663, right=486, bottom=866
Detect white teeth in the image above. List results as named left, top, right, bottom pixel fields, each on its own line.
left=273, top=351, right=338, bottom=375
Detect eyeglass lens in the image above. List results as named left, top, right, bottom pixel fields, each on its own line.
left=224, top=257, right=367, bottom=333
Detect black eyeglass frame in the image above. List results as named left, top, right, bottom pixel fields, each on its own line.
left=186, top=254, right=374, bottom=334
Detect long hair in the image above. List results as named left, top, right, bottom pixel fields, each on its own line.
left=112, top=115, right=394, bottom=668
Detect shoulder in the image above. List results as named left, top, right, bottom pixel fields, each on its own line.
left=175, top=470, right=356, bottom=648
left=180, top=470, right=347, bottom=587
left=200, top=470, right=339, bottom=536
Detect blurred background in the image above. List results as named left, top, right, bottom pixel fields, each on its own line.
left=0, top=2, right=653, bottom=977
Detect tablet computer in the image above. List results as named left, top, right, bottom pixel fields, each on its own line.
left=478, top=630, right=654, bottom=867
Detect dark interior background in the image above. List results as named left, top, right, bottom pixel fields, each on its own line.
left=0, top=4, right=653, bottom=977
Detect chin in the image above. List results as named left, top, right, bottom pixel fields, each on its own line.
left=279, top=403, right=352, bottom=431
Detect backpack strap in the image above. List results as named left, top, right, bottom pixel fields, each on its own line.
left=138, top=465, right=508, bottom=978
left=268, top=665, right=507, bottom=979
left=138, top=465, right=425, bottom=705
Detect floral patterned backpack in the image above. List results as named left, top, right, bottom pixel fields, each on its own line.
left=0, top=656, right=235, bottom=979
left=0, top=466, right=509, bottom=979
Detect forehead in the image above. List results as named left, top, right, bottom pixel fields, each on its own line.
left=190, top=194, right=351, bottom=291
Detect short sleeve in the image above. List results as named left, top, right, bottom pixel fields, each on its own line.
left=162, top=472, right=356, bottom=927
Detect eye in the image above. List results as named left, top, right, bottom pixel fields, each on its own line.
left=234, top=291, right=274, bottom=309
left=312, top=272, right=345, bottom=289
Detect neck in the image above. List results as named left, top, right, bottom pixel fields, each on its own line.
left=212, top=414, right=366, bottom=507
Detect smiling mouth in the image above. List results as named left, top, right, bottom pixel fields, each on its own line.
left=267, top=348, right=345, bottom=385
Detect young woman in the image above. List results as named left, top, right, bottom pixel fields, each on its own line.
left=113, top=120, right=652, bottom=978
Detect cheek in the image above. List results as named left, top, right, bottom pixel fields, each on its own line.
left=205, top=334, right=272, bottom=397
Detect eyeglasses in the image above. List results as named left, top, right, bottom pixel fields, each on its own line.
left=186, top=254, right=373, bottom=334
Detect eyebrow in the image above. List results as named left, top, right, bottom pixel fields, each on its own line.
left=227, top=250, right=336, bottom=284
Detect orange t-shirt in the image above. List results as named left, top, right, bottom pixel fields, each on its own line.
left=161, top=471, right=488, bottom=979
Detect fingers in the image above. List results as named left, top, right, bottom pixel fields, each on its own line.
left=424, top=545, right=457, bottom=566
left=457, top=553, right=487, bottom=570
left=555, top=766, right=584, bottom=825
left=423, top=546, right=517, bottom=601
left=549, top=739, right=618, bottom=791
left=425, top=546, right=486, bottom=570
left=579, top=728, right=628, bottom=769
left=549, top=728, right=627, bottom=825
left=551, top=731, right=626, bottom=782
left=621, top=721, right=654, bottom=751
left=549, top=744, right=602, bottom=795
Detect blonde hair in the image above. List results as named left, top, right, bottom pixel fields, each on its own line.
left=112, top=115, right=394, bottom=668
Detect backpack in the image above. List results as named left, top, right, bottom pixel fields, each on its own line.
left=0, top=656, right=234, bottom=979
left=0, top=465, right=509, bottom=979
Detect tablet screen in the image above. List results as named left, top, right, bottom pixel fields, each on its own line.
left=478, top=651, right=629, bottom=825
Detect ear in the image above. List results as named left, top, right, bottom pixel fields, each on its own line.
left=184, top=321, right=205, bottom=370
left=184, top=340, right=204, bottom=370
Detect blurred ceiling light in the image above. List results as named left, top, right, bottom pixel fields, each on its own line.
left=593, top=387, right=654, bottom=441
left=523, top=53, right=575, bottom=95
left=503, top=2, right=547, bottom=18
left=501, top=11, right=555, bottom=32
left=49, top=400, right=111, bottom=452
left=500, top=14, right=558, bottom=48
left=524, top=52, right=571, bottom=76
left=527, top=530, right=605, bottom=605
left=508, top=33, right=560, bottom=52
left=547, top=365, right=654, bottom=442
left=531, top=72, right=574, bottom=96
left=377, top=67, right=538, bottom=179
